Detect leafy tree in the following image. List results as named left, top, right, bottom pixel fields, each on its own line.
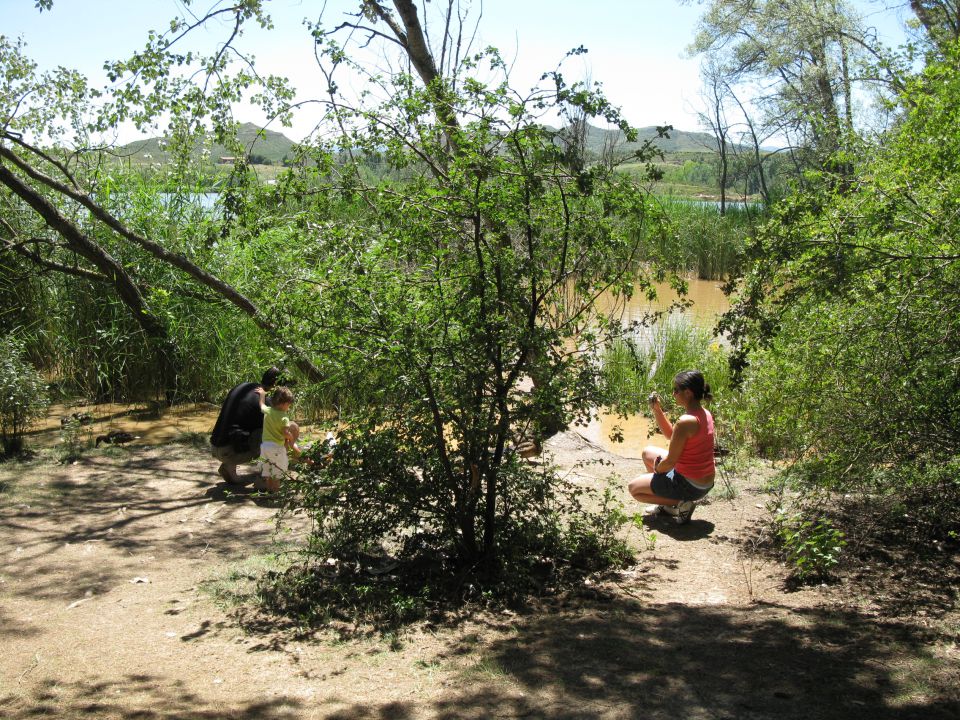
left=907, top=0, right=960, bottom=53
left=270, top=2, right=672, bottom=580
left=723, top=42, right=960, bottom=515
left=685, top=0, right=903, bottom=179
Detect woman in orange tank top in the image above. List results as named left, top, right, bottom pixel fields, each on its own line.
left=627, top=370, right=715, bottom=525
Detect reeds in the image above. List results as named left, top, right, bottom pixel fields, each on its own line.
left=603, top=315, right=730, bottom=415
left=650, top=198, right=756, bottom=280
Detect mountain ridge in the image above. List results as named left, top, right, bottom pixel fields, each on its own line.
left=116, top=121, right=720, bottom=165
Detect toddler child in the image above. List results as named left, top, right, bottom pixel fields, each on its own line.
left=256, top=385, right=295, bottom=492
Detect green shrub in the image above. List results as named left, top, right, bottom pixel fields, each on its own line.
left=57, top=417, right=89, bottom=463
left=261, top=446, right=636, bottom=625
left=774, top=511, right=846, bottom=582
left=0, top=335, right=50, bottom=456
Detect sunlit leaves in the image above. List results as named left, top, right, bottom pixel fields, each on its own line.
left=731, top=44, right=960, bottom=487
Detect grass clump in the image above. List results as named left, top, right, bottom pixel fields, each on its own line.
left=200, top=551, right=290, bottom=610
left=603, top=315, right=730, bottom=416
left=651, top=199, right=755, bottom=280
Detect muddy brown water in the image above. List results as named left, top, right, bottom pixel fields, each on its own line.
left=26, top=402, right=223, bottom=449
left=28, top=278, right=728, bottom=457
left=594, top=275, right=730, bottom=328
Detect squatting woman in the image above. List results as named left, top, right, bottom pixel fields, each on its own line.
left=627, top=369, right=715, bottom=524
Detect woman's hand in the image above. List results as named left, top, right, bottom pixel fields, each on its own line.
left=649, top=391, right=675, bottom=440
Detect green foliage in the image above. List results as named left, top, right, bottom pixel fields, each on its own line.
left=650, top=151, right=794, bottom=202
left=3, top=148, right=273, bottom=402
left=254, top=42, right=671, bottom=590
left=861, top=458, right=960, bottom=545
left=0, top=335, right=50, bottom=456
left=650, top=317, right=730, bottom=395
left=266, top=459, right=634, bottom=623
left=774, top=511, right=846, bottom=582
left=560, top=481, right=636, bottom=570
left=57, top=417, right=88, bottom=463
left=656, top=157, right=717, bottom=188
left=723, top=44, right=960, bottom=541
left=730, top=49, right=960, bottom=476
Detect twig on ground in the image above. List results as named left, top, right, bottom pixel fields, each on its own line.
left=17, top=652, right=41, bottom=684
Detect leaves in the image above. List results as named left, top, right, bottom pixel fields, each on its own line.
left=728, top=45, right=960, bottom=488
left=0, top=335, right=50, bottom=455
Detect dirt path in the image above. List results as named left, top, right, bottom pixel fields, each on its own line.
left=1, top=435, right=957, bottom=719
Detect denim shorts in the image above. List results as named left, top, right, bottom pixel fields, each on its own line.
left=650, top=469, right=714, bottom=502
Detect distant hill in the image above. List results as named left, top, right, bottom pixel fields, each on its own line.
left=115, top=120, right=717, bottom=167
left=117, top=122, right=297, bottom=165
left=559, top=123, right=719, bottom=157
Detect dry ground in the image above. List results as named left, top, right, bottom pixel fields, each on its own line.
left=1, top=431, right=958, bottom=719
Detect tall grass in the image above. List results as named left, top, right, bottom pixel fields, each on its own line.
left=6, top=172, right=275, bottom=404
left=603, top=315, right=730, bottom=415
left=650, top=198, right=757, bottom=280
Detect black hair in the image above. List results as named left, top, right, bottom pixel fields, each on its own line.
left=673, top=369, right=713, bottom=402
left=261, top=367, right=282, bottom=389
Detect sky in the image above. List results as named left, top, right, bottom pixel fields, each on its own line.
left=3, top=0, right=912, bottom=143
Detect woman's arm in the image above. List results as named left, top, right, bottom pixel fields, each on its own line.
left=648, top=393, right=674, bottom=439
left=653, top=414, right=699, bottom=474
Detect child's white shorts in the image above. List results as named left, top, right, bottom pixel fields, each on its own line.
left=259, top=441, right=288, bottom=478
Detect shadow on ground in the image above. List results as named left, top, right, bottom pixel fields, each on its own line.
left=0, top=675, right=306, bottom=719
left=343, top=597, right=957, bottom=719
left=642, top=513, right=715, bottom=540
left=6, top=597, right=955, bottom=719
left=0, top=446, right=277, bottom=601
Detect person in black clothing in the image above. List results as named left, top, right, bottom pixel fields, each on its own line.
left=210, top=367, right=283, bottom=484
